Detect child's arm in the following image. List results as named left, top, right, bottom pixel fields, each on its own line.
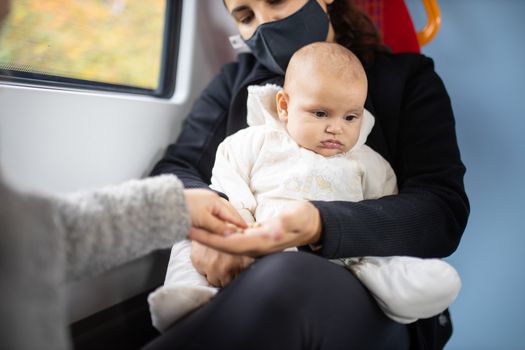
left=236, top=208, right=255, bottom=225
left=359, top=146, right=398, bottom=199
left=210, top=127, right=265, bottom=223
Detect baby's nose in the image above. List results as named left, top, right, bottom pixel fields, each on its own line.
left=326, top=124, right=343, bottom=134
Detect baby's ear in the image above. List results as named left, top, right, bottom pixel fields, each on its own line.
left=276, top=90, right=289, bottom=122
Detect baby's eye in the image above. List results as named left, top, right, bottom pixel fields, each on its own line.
left=344, top=115, right=357, bottom=121
left=267, top=0, right=284, bottom=5
left=313, top=111, right=327, bottom=118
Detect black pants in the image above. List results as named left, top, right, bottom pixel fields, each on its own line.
left=143, top=251, right=410, bottom=350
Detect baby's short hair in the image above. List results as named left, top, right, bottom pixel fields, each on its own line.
left=284, top=42, right=366, bottom=90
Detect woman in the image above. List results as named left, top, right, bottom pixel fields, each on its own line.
left=146, top=0, right=469, bottom=349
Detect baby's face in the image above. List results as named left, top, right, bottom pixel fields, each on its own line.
left=278, top=70, right=367, bottom=157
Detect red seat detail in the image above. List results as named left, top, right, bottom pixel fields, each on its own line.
left=352, top=0, right=420, bottom=53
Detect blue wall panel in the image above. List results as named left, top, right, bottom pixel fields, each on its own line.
left=405, top=1, right=525, bottom=349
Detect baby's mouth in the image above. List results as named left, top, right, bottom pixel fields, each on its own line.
left=320, top=140, right=343, bottom=149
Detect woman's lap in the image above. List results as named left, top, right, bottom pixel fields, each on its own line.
left=144, top=251, right=409, bottom=350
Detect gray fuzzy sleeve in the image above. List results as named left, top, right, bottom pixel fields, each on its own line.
left=56, top=175, right=190, bottom=281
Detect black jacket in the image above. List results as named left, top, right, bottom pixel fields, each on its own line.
left=152, top=52, right=470, bottom=350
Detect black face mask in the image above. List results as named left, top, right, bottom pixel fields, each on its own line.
left=244, top=0, right=330, bottom=75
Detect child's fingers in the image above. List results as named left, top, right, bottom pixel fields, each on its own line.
left=243, top=219, right=285, bottom=241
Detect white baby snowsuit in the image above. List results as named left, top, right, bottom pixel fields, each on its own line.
left=148, top=84, right=461, bottom=332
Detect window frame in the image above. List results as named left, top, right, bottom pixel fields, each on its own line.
left=0, top=0, right=182, bottom=98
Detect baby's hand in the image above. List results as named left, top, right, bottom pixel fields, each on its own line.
left=235, top=222, right=262, bottom=235
left=243, top=221, right=284, bottom=241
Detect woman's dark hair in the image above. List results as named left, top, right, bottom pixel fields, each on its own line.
left=328, top=0, right=390, bottom=64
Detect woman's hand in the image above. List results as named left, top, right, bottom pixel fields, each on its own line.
left=184, top=189, right=247, bottom=236
left=191, top=241, right=254, bottom=287
left=189, top=201, right=322, bottom=257
left=184, top=191, right=253, bottom=287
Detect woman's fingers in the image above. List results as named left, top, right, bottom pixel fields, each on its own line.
left=205, top=273, right=222, bottom=288
left=184, top=189, right=247, bottom=236
left=215, top=198, right=248, bottom=230
left=202, top=215, right=236, bottom=236
left=201, top=199, right=247, bottom=235
left=188, top=201, right=322, bottom=256
left=189, top=225, right=297, bottom=257
left=189, top=228, right=267, bottom=256
left=190, top=239, right=251, bottom=286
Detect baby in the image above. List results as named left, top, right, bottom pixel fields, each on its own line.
left=149, top=42, right=461, bottom=331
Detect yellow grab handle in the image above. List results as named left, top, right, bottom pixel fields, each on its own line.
left=417, top=0, right=442, bottom=46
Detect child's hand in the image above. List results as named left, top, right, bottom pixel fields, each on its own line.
left=232, top=222, right=261, bottom=234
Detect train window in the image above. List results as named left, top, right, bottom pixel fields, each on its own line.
left=0, top=0, right=181, bottom=97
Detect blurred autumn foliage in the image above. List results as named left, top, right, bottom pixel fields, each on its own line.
left=0, top=0, right=166, bottom=89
